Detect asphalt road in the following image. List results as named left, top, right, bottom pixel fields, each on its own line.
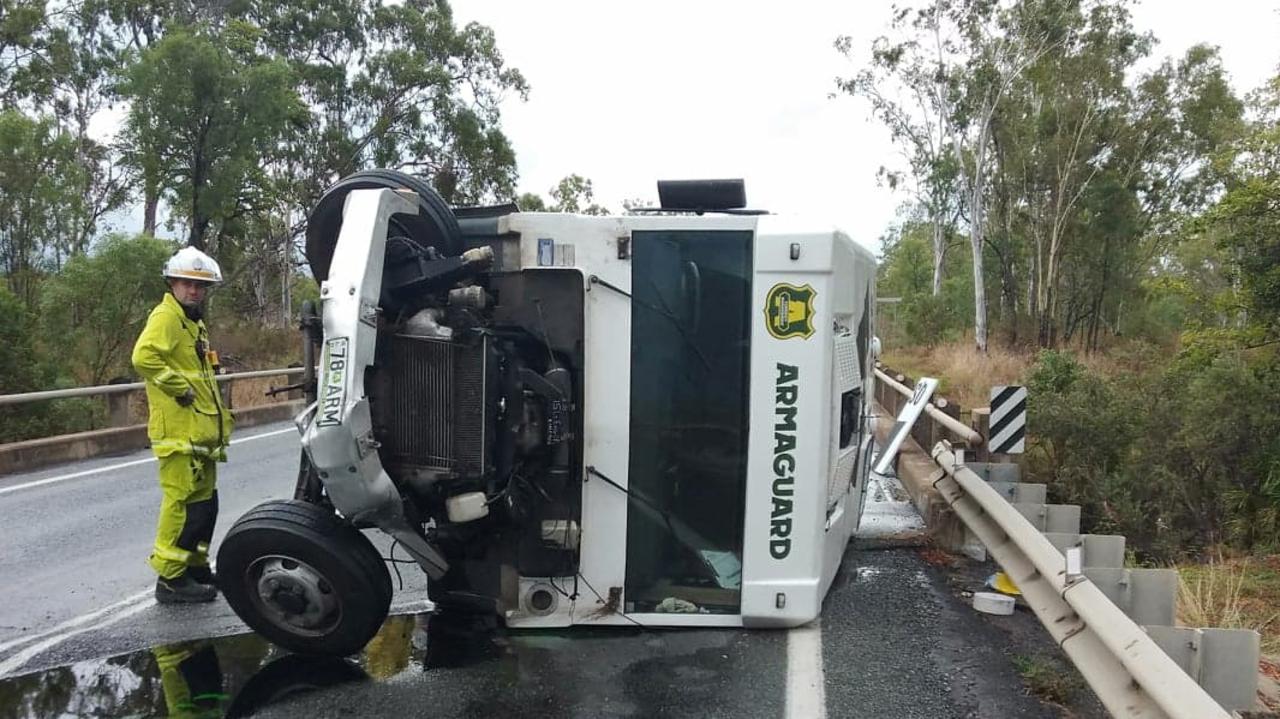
left=0, top=430, right=1098, bottom=718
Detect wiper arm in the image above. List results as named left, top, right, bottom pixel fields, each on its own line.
left=586, top=274, right=711, bottom=372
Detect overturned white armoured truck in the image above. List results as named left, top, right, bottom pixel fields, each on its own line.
left=217, top=171, right=878, bottom=656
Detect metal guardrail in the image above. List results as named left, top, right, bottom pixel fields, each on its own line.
left=930, top=443, right=1231, bottom=719
left=0, top=368, right=305, bottom=407
left=873, top=367, right=984, bottom=446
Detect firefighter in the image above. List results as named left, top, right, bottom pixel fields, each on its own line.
left=132, top=247, right=234, bottom=604
left=152, top=641, right=227, bottom=718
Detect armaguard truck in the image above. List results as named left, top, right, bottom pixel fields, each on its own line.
left=216, top=172, right=878, bottom=655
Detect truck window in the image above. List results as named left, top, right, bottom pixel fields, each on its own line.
left=625, top=229, right=753, bottom=614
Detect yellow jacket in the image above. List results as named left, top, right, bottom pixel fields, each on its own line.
left=132, top=293, right=233, bottom=459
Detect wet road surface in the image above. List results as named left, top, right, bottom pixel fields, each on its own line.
left=1, top=432, right=1095, bottom=718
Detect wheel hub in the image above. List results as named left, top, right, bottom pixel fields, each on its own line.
left=250, top=556, right=341, bottom=634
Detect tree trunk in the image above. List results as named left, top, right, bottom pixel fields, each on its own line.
left=972, top=229, right=988, bottom=352
left=970, top=178, right=988, bottom=352
left=143, top=183, right=158, bottom=236
left=931, top=220, right=945, bottom=296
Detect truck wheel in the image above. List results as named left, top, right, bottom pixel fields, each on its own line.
left=305, top=168, right=462, bottom=283
left=217, top=500, right=392, bottom=657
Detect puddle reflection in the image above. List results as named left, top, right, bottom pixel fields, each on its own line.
left=0, top=611, right=506, bottom=718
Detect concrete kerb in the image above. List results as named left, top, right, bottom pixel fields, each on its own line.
left=0, top=401, right=303, bottom=475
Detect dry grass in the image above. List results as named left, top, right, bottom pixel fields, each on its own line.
left=113, top=372, right=295, bottom=427
left=229, top=375, right=297, bottom=410
left=882, top=337, right=1034, bottom=408
left=880, top=334, right=1167, bottom=409
left=1178, top=554, right=1280, bottom=655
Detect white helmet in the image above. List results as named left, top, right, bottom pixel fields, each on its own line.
left=163, top=247, right=222, bottom=283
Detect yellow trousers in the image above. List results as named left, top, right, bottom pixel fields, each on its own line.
left=149, top=454, right=219, bottom=580
left=153, top=642, right=226, bottom=718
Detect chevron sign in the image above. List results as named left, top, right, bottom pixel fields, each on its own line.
left=989, top=386, right=1027, bottom=454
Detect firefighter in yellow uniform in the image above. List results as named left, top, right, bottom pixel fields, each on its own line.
left=132, top=247, right=234, bottom=604
left=152, top=641, right=228, bottom=717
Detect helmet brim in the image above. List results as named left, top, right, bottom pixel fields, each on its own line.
left=166, top=271, right=220, bottom=284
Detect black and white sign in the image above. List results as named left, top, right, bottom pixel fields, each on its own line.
left=872, top=377, right=939, bottom=475
left=989, top=385, right=1026, bottom=454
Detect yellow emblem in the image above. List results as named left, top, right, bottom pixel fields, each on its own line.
left=764, top=283, right=816, bottom=340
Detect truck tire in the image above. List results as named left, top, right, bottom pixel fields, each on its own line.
left=225, top=654, right=368, bottom=716
left=217, top=499, right=392, bottom=657
left=305, top=168, right=463, bottom=282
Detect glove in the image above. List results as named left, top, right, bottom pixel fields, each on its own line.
left=176, top=389, right=195, bottom=407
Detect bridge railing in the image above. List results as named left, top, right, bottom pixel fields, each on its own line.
left=0, top=367, right=305, bottom=428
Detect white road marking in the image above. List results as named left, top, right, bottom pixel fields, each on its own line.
left=0, top=588, right=153, bottom=655
left=0, top=597, right=155, bottom=678
left=0, top=593, right=437, bottom=679
left=786, top=620, right=827, bottom=719
left=0, top=427, right=296, bottom=497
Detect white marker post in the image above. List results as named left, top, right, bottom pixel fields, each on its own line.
left=872, top=377, right=939, bottom=475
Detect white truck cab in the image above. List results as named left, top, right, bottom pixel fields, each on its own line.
left=217, top=175, right=877, bottom=654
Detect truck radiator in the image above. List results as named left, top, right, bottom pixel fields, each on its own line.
left=372, top=334, right=489, bottom=477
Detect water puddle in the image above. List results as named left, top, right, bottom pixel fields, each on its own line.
left=0, top=611, right=526, bottom=718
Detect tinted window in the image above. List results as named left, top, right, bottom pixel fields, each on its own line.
left=625, top=230, right=753, bottom=614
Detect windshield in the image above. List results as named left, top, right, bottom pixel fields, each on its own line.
left=625, top=229, right=754, bottom=614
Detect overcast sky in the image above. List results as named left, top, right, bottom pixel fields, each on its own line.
left=97, top=1, right=1280, bottom=254
left=449, top=0, right=1280, bottom=253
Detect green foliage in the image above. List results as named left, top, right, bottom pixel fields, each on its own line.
left=39, top=234, right=173, bottom=385
left=0, top=283, right=101, bottom=443
left=516, top=192, right=547, bottom=212
left=878, top=220, right=973, bottom=345
left=0, top=284, right=39, bottom=395
left=899, top=294, right=958, bottom=346
left=249, top=0, right=528, bottom=207
left=1204, top=75, right=1280, bottom=343
left=0, top=0, right=532, bottom=443
left=0, top=110, right=87, bottom=305
left=1026, top=348, right=1280, bottom=559
left=517, top=174, right=610, bottom=215
left=844, top=0, right=1247, bottom=352
left=120, top=23, right=302, bottom=251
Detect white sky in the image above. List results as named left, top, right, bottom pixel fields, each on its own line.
left=450, top=0, right=1280, bottom=254
left=96, top=1, right=1280, bottom=253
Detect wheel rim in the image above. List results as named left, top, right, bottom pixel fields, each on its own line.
left=245, top=555, right=344, bottom=638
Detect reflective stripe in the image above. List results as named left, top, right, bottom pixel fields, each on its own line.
left=155, top=368, right=212, bottom=381
left=153, top=439, right=194, bottom=452
left=152, top=544, right=191, bottom=563
left=169, top=269, right=218, bottom=280
left=153, top=368, right=181, bottom=385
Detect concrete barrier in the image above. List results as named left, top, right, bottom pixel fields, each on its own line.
left=872, top=402, right=967, bottom=549
left=0, top=401, right=304, bottom=476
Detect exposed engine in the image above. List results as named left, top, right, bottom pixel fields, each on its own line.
left=365, top=272, right=584, bottom=608
left=295, top=170, right=585, bottom=613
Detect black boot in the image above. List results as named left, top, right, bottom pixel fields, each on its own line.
left=156, top=571, right=217, bottom=604
left=187, top=565, right=216, bottom=586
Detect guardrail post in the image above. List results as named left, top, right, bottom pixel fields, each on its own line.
left=220, top=373, right=234, bottom=411
left=972, top=407, right=991, bottom=462
left=106, top=378, right=132, bottom=428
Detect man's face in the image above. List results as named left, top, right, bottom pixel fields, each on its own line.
left=171, top=278, right=211, bottom=307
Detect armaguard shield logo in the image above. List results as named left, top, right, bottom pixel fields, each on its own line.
left=764, top=283, right=816, bottom=340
